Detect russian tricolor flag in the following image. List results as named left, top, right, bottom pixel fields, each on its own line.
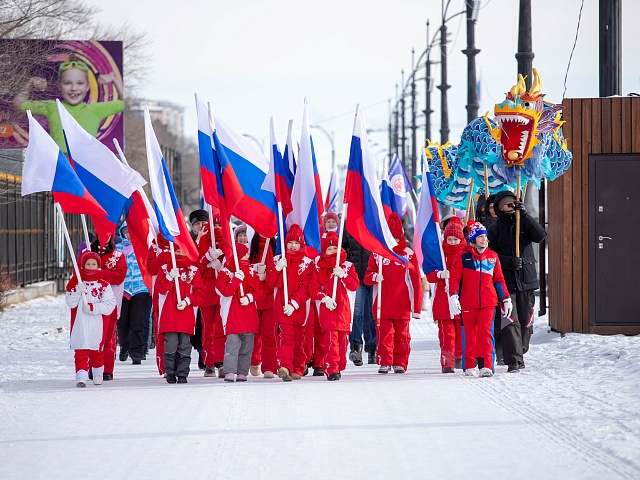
left=144, top=107, right=198, bottom=261
left=344, top=105, right=405, bottom=263
left=380, top=168, right=400, bottom=218
left=195, top=94, right=220, bottom=208
left=21, top=111, right=106, bottom=217
left=212, top=112, right=278, bottom=238
left=414, top=149, right=445, bottom=274
left=56, top=100, right=146, bottom=244
left=262, top=116, right=293, bottom=216
left=287, top=99, right=322, bottom=258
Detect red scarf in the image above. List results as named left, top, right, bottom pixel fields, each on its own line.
left=316, top=250, right=347, bottom=284
left=442, top=241, right=465, bottom=269
left=392, top=237, right=408, bottom=255
left=285, top=248, right=305, bottom=265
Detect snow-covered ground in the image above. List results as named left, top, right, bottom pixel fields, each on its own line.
left=1, top=295, right=639, bottom=480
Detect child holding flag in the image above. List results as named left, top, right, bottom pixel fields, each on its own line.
left=312, top=232, right=359, bottom=380
left=425, top=216, right=466, bottom=373
left=267, top=225, right=314, bottom=382
left=66, top=251, right=116, bottom=387
left=217, top=242, right=265, bottom=382
left=364, top=213, right=423, bottom=374
left=448, top=222, right=512, bottom=378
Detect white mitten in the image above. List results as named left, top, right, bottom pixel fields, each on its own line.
left=275, top=257, right=287, bottom=272
left=234, top=270, right=245, bottom=281
left=207, top=259, right=222, bottom=270
left=373, top=273, right=384, bottom=283
left=502, top=297, right=513, bottom=318
left=83, top=303, right=93, bottom=314
left=449, top=294, right=461, bottom=315
left=321, top=296, right=337, bottom=311
left=239, top=296, right=250, bottom=306
left=208, top=247, right=223, bottom=260
left=78, top=283, right=88, bottom=294
left=169, top=268, right=180, bottom=279
left=283, top=304, right=295, bottom=316
left=437, top=270, right=450, bottom=279
left=176, top=300, right=187, bottom=311
left=332, top=266, right=346, bottom=278
left=256, top=263, right=266, bottom=274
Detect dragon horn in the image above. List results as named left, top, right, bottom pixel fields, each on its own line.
left=509, top=74, right=527, bottom=96
left=529, top=68, right=542, bottom=96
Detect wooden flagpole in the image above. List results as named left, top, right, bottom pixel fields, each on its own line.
left=515, top=172, right=522, bottom=258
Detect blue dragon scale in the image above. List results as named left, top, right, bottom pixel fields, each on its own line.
left=426, top=68, right=573, bottom=208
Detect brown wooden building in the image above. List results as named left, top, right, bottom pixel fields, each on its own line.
left=548, top=96, right=640, bottom=335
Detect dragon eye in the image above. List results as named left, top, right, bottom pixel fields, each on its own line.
left=523, top=101, right=531, bottom=107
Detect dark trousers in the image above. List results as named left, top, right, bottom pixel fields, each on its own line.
left=500, top=289, right=535, bottom=366
left=164, top=332, right=192, bottom=377
left=117, top=293, right=151, bottom=360
left=350, top=283, right=377, bottom=350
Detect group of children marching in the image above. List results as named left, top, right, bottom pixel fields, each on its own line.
left=66, top=208, right=513, bottom=387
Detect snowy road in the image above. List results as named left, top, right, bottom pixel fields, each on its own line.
left=1, top=295, right=639, bottom=480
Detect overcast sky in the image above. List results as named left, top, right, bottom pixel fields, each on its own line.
left=87, top=0, right=640, bottom=187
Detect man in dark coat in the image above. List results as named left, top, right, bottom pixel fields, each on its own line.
left=487, top=190, right=546, bottom=372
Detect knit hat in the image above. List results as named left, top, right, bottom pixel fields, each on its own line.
left=321, top=231, right=339, bottom=254
left=189, top=209, right=209, bottom=225
left=387, top=213, right=404, bottom=240
left=79, top=250, right=100, bottom=269
left=234, top=224, right=247, bottom=242
left=323, top=212, right=339, bottom=226
left=235, top=242, right=249, bottom=260
left=468, top=221, right=488, bottom=243
left=285, top=224, right=305, bottom=247
left=443, top=216, right=464, bottom=242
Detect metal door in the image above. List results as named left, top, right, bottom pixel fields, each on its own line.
left=589, top=154, right=640, bottom=325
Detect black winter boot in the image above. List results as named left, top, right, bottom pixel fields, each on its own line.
left=367, top=346, right=377, bottom=364
left=349, top=343, right=363, bottom=366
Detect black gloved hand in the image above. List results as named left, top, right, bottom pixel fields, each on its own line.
left=511, top=257, right=523, bottom=270
left=512, top=201, right=526, bottom=215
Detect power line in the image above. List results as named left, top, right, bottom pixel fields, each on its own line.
left=562, top=0, right=585, bottom=100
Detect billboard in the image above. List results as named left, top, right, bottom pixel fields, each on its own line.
left=0, top=39, right=124, bottom=154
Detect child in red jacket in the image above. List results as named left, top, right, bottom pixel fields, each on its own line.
left=266, top=224, right=314, bottom=382
left=312, top=232, right=359, bottom=380
left=155, top=247, right=205, bottom=384
left=364, top=213, right=423, bottom=374
left=66, top=251, right=117, bottom=387
left=217, top=242, right=265, bottom=382
left=449, top=222, right=512, bottom=377
left=426, top=216, right=466, bottom=373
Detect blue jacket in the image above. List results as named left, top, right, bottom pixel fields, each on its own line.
left=117, top=240, right=149, bottom=298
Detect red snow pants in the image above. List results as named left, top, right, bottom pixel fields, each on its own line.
left=102, top=313, right=117, bottom=375
left=200, top=305, right=218, bottom=368
left=277, top=323, right=307, bottom=376
left=376, top=318, right=411, bottom=370
left=437, top=318, right=456, bottom=369
left=251, top=308, right=278, bottom=374
left=305, top=308, right=324, bottom=368
left=75, top=349, right=103, bottom=372
left=462, top=306, right=495, bottom=370
left=323, top=330, right=348, bottom=376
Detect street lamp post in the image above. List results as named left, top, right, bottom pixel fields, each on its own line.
left=410, top=49, right=418, bottom=188
left=462, top=0, right=481, bottom=122
left=310, top=124, right=335, bottom=169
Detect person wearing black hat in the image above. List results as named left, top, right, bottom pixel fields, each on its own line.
left=487, top=190, right=546, bottom=373
left=189, top=209, right=209, bottom=242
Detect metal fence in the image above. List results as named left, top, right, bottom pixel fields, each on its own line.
left=0, top=171, right=87, bottom=291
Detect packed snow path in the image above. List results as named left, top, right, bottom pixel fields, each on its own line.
left=1, top=295, right=639, bottom=479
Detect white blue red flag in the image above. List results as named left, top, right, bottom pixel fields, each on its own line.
left=21, top=111, right=106, bottom=218
left=344, top=105, right=405, bottom=263
left=123, top=190, right=159, bottom=290
left=283, top=120, right=297, bottom=178
left=213, top=112, right=278, bottom=237
left=388, top=153, right=413, bottom=216
left=324, top=162, right=340, bottom=214
left=380, top=168, right=400, bottom=218
left=287, top=99, right=322, bottom=257
left=144, top=107, right=198, bottom=261
left=56, top=100, right=146, bottom=244
left=414, top=149, right=445, bottom=274
left=262, top=116, right=293, bottom=216
left=195, top=94, right=219, bottom=208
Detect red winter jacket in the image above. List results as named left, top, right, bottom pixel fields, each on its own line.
left=195, top=249, right=224, bottom=307
left=155, top=262, right=206, bottom=334
left=266, top=251, right=314, bottom=325
left=311, top=252, right=359, bottom=332
left=425, top=242, right=465, bottom=320
left=449, top=246, right=509, bottom=308
left=99, top=249, right=127, bottom=316
left=363, top=246, right=423, bottom=321
left=216, top=263, right=265, bottom=334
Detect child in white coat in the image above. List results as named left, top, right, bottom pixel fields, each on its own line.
left=66, top=251, right=116, bottom=387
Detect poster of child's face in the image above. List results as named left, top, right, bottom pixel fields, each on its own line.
left=0, top=39, right=124, bottom=154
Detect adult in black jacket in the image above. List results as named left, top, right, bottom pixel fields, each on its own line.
left=487, top=190, right=546, bottom=372
left=342, top=229, right=376, bottom=365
